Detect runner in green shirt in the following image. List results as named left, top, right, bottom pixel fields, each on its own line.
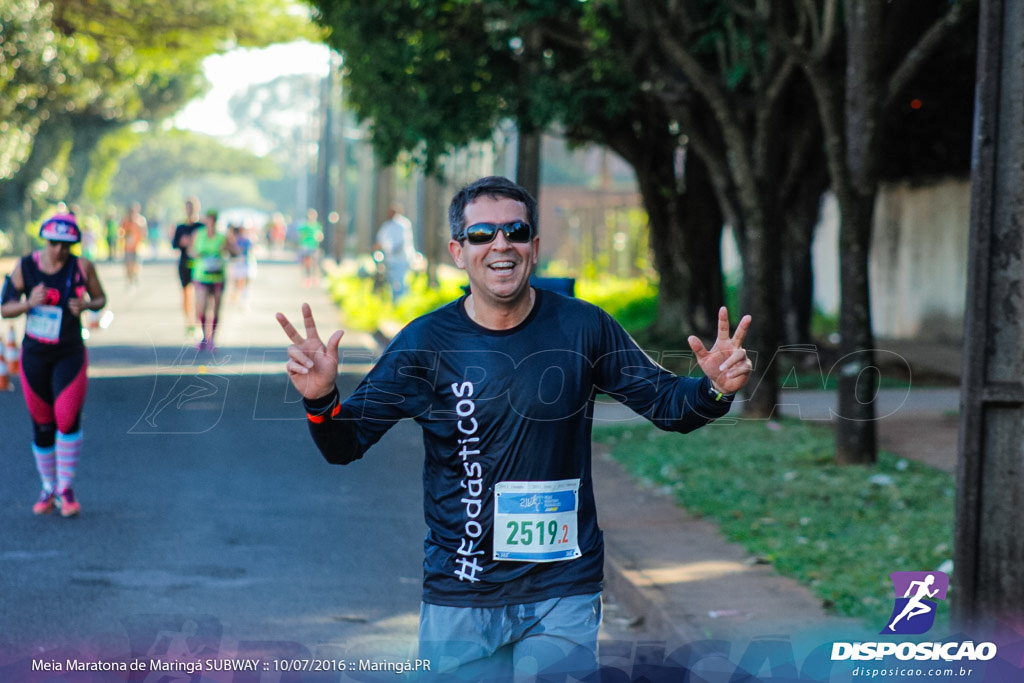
left=189, top=210, right=239, bottom=351
left=296, top=209, right=323, bottom=287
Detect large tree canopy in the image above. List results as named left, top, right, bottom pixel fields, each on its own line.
left=310, top=0, right=519, bottom=171
left=0, top=0, right=317, bottom=247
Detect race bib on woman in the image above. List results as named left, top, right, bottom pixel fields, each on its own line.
left=202, top=256, right=223, bottom=273
left=26, top=305, right=63, bottom=343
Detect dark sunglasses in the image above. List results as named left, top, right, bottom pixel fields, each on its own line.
left=460, top=221, right=534, bottom=245
left=47, top=240, right=71, bottom=248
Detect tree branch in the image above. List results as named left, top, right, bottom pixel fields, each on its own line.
left=755, top=3, right=816, bottom=73
left=534, top=23, right=588, bottom=53
left=884, top=0, right=975, bottom=109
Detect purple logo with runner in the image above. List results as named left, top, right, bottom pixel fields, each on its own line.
left=881, top=571, right=949, bottom=635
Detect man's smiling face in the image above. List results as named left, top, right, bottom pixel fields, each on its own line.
left=448, top=195, right=539, bottom=309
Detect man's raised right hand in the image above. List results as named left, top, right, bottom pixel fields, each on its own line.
left=276, top=303, right=345, bottom=400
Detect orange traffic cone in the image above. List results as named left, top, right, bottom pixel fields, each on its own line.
left=0, top=357, right=9, bottom=392
left=4, top=326, right=18, bottom=377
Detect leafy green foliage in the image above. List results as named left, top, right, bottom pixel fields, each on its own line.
left=595, top=419, right=955, bottom=626
left=49, top=0, right=319, bottom=55
left=307, top=0, right=646, bottom=172
left=326, top=264, right=658, bottom=335
left=310, top=0, right=520, bottom=170
left=0, top=0, right=64, bottom=177
left=79, top=125, right=138, bottom=210
left=1, top=0, right=316, bottom=242
left=576, top=277, right=658, bottom=332
left=327, top=262, right=468, bottom=332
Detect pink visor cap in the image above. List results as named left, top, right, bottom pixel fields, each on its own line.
left=40, top=213, right=82, bottom=243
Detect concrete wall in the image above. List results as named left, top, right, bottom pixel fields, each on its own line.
left=813, top=177, right=970, bottom=341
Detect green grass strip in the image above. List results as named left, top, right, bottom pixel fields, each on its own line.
left=593, top=418, right=955, bottom=628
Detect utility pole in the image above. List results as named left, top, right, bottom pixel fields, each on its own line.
left=373, top=166, right=394, bottom=240
left=331, top=51, right=347, bottom=263
left=354, top=137, right=375, bottom=255
left=315, top=58, right=335, bottom=259
left=954, top=0, right=1024, bottom=629
left=421, top=173, right=443, bottom=288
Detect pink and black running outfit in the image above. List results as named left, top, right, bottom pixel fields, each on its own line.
left=8, top=253, right=90, bottom=513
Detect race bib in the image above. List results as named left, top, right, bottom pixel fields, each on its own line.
left=493, top=479, right=581, bottom=562
left=26, top=305, right=63, bottom=343
left=202, top=256, right=223, bottom=273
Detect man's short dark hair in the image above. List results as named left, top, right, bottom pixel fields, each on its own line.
left=448, top=176, right=539, bottom=241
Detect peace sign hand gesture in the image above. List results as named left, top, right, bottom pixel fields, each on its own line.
left=276, top=303, right=345, bottom=400
left=687, top=306, right=753, bottom=397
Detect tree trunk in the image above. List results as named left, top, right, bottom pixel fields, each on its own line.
left=775, top=90, right=830, bottom=348
left=780, top=170, right=828, bottom=346
left=648, top=154, right=723, bottom=340
left=515, top=130, right=541, bottom=203
left=570, top=98, right=723, bottom=342
left=833, top=191, right=878, bottom=464
left=516, top=23, right=542, bottom=201
left=794, top=0, right=890, bottom=464
left=831, top=0, right=885, bottom=464
left=780, top=214, right=815, bottom=347
left=422, top=172, right=443, bottom=288
left=701, top=112, right=784, bottom=419
left=601, top=120, right=722, bottom=341
left=738, top=209, right=784, bottom=418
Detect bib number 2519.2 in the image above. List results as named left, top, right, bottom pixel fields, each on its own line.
left=505, top=519, right=570, bottom=547
left=493, top=479, right=581, bottom=562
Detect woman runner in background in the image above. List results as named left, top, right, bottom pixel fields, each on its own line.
left=1, top=213, right=107, bottom=517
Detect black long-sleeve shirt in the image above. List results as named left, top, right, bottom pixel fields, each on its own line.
left=303, top=289, right=733, bottom=607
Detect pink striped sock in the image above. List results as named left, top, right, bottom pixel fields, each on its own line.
left=32, top=443, right=56, bottom=493
left=56, top=430, right=82, bottom=493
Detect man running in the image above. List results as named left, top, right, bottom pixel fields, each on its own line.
left=172, top=197, right=204, bottom=340
left=278, top=176, right=753, bottom=679
left=121, top=202, right=146, bottom=288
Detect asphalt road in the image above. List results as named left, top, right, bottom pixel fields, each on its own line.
left=0, top=257, right=429, bottom=669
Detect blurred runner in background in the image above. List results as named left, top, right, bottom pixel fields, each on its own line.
left=1, top=212, right=107, bottom=517
left=172, top=197, right=204, bottom=340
